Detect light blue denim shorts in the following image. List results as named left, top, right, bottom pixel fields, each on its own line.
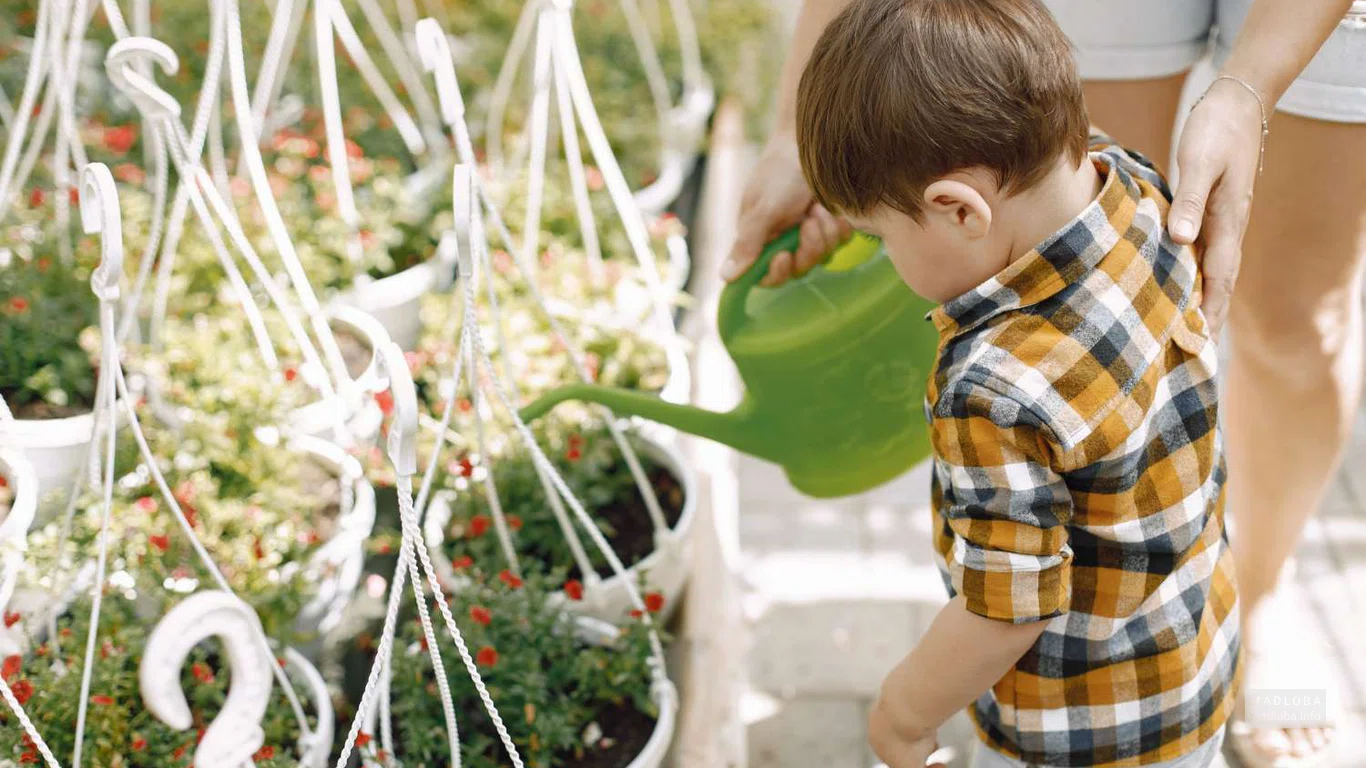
left=1041, top=0, right=1366, bottom=123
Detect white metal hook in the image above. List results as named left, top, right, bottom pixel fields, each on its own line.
left=140, top=591, right=274, bottom=768
left=105, top=37, right=182, bottom=119
left=374, top=341, right=418, bottom=476
left=414, top=18, right=463, bottom=125
left=80, top=163, right=123, bottom=302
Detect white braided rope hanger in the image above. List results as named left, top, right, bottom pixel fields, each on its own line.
left=414, top=18, right=683, bottom=610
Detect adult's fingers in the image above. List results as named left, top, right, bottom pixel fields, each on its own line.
left=722, top=215, right=772, bottom=282
left=759, top=251, right=794, bottom=287
left=793, top=204, right=842, bottom=276
left=1198, top=215, right=1244, bottom=336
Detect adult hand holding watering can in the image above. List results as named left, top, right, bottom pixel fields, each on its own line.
left=720, top=134, right=852, bottom=287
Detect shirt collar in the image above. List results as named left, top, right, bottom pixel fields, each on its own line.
left=928, top=148, right=1142, bottom=339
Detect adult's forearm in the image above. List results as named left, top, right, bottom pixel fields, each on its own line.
left=772, top=0, right=856, bottom=136
left=1221, top=0, right=1358, bottom=102
left=874, top=596, right=1049, bottom=741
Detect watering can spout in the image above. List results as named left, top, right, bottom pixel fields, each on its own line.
left=520, top=385, right=767, bottom=459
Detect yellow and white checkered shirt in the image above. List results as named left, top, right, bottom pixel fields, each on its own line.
left=927, top=137, right=1241, bottom=766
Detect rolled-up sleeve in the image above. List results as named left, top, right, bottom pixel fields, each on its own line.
left=933, top=383, right=1073, bottom=623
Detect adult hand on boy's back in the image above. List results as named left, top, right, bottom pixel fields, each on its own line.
left=721, top=133, right=851, bottom=287
left=1168, top=77, right=1264, bottom=335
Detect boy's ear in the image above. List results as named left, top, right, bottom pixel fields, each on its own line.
left=923, top=179, right=992, bottom=239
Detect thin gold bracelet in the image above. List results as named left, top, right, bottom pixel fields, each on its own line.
left=1194, top=74, right=1270, bottom=175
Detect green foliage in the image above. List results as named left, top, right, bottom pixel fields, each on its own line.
left=0, top=592, right=314, bottom=767
left=356, top=570, right=659, bottom=768
left=0, top=191, right=101, bottom=415
left=435, top=417, right=684, bottom=582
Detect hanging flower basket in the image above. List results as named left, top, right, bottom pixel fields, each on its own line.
left=423, top=421, right=695, bottom=624
left=347, top=571, right=675, bottom=768
left=15, top=414, right=374, bottom=655
left=0, top=591, right=334, bottom=767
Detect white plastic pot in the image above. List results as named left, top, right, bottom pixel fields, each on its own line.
left=337, top=256, right=452, bottom=351
left=632, top=83, right=715, bottom=217
left=0, top=407, right=122, bottom=518
left=425, top=431, right=696, bottom=625
left=290, top=435, right=378, bottom=653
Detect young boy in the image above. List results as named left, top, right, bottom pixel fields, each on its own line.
left=795, top=1, right=1240, bottom=766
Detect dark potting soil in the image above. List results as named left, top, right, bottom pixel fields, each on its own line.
left=4, top=394, right=92, bottom=421
left=570, top=466, right=686, bottom=582
left=563, top=703, right=658, bottom=768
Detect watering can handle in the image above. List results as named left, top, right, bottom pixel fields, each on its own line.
left=716, top=226, right=802, bottom=341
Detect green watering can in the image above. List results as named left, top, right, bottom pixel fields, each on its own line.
left=520, top=229, right=941, bottom=498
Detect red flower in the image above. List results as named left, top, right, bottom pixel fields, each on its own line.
left=149, top=534, right=170, bottom=553
left=375, top=389, right=394, bottom=415
left=284, top=367, right=298, bottom=382
left=629, top=609, right=644, bottom=619
left=506, top=514, right=523, bottom=531
left=355, top=732, right=372, bottom=748
left=27, top=188, right=44, bottom=208
left=253, top=537, right=266, bottom=560
left=451, top=555, right=473, bottom=570
left=91, top=694, right=115, bottom=706
left=377, top=749, right=388, bottom=761
left=457, top=397, right=473, bottom=413
left=113, top=163, right=145, bottom=184
left=135, top=496, right=157, bottom=513
left=180, top=503, right=198, bottom=529
left=11, top=678, right=33, bottom=705
left=192, top=661, right=215, bottom=684
left=467, top=515, right=490, bottom=538
left=563, top=579, right=584, bottom=601
left=469, top=606, right=492, bottom=626
left=566, top=447, right=582, bottom=462
left=8, top=297, right=28, bottom=314
left=345, top=139, right=363, bottom=159
left=476, top=646, right=498, bottom=667
left=4, top=611, right=20, bottom=628
left=644, top=592, right=665, bottom=614
left=172, top=744, right=187, bottom=760
left=2, top=654, right=20, bottom=681
left=18, top=750, right=37, bottom=764
left=498, top=569, right=523, bottom=589
left=253, top=745, right=276, bottom=760
left=458, top=457, right=474, bottom=478
left=103, top=124, right=137, bottom=154
left=131, top=737, right=147, bottom=751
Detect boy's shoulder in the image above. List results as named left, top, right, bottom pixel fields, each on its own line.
left=930, top=141, right=1207, bottom=455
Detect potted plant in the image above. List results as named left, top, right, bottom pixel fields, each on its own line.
left=0, top=186, right=109, bottom=503
left=344, top=570, right=674, bottom=768
left=423, top=414, right=694, bottom=623
left=0, top=589, right=332, bottom=767
left=18, top=381, right=375, bottom=655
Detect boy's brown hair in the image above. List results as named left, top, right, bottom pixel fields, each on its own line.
left=797, top=0, right=1089, bottom=219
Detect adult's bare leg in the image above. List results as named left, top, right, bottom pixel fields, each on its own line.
left=1226, top=111, right=1366, bottom=760
left=1082, top=72, right=1190, bottom=170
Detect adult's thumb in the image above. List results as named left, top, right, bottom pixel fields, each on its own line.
left=1168, top=165, right=1215, bottom=245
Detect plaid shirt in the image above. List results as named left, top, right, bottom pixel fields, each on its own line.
left=927, top=137, right=1241, bottom=766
